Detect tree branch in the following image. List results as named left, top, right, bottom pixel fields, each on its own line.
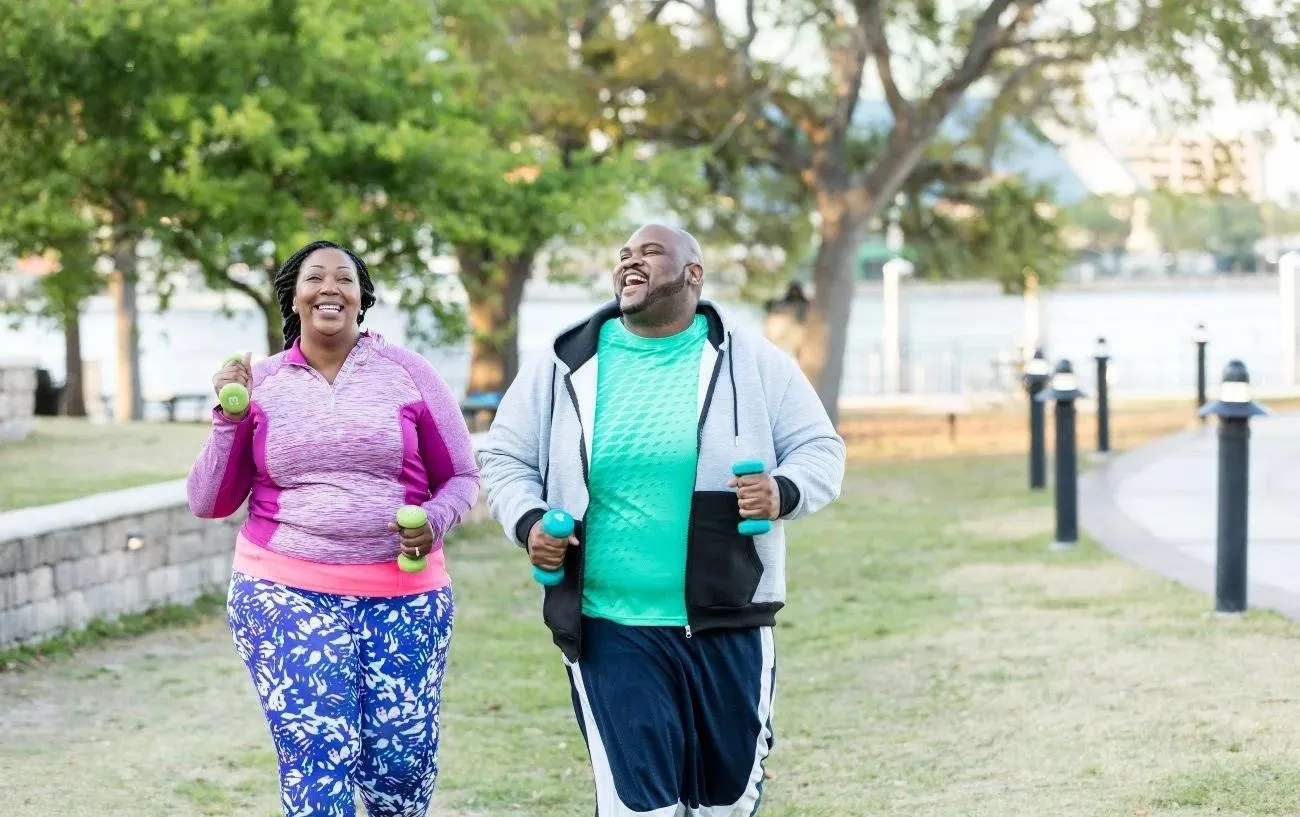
left=855, top=0, right=911, bottom=120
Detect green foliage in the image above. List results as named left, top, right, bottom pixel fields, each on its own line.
left=1060, top=195, right=1132, bottom=252
left=903, top=177, right=1070, bottom=293
left=149, top=0, right=493, bottom=351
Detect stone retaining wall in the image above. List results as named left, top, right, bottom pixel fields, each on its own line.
left=0, top=435, right=495, bottom=649
left=0, top=362, right=37, bottom=443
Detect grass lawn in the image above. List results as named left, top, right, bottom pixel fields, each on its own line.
left=4, top=453, right=1300, bottom=816
left=0, top=418, right=212, bottom=511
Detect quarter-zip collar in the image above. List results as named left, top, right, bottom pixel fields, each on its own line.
left=284, top=331, right=380, bottom=408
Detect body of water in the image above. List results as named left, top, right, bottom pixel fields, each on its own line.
left=2, top=277, right=1293, bottom=415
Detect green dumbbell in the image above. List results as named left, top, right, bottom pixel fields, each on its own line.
left=395, top=504, right=428, bottom=573
left=218, top=353, right=250, bottom=415
left=732, top=459, right=772, bottom=536
left=532, top=508, right=574, bottom=586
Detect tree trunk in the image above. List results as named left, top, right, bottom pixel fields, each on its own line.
left=223, top=263, right=283, bottom=353
left=60, top=303, right=87, bottom=417
left=109, top=241, right=143, bottom=422
left=263, top=302, right=284, bottom=353
left=798, top=191, right=869, bottom=427
left=262, top=259, right=284, bottom=352
left=458, top=246, right=533, bottom=396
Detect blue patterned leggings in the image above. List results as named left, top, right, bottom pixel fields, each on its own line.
left=227, top=572, right=455, bottom=817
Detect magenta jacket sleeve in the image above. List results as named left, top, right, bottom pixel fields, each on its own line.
left=407, top=359, right=482, bottom=539
left=186, top=407, right=258, bottom=519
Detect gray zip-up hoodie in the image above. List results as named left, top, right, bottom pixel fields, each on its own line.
left=477, top=299, right=846, bottom=661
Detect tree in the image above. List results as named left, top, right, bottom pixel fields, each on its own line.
left=156, top=0, right=486, bottom=354
left=0, top=157, right=108, bottom=417
left=607, top=0, right=1300, bottom=422
left=904, top=176, right=1070, bottom=292
left=1060, top=194, right=1132, bottom=253
left=0, top=0, right=214, bottom=421
left=430, top=1, right=698, bottom=396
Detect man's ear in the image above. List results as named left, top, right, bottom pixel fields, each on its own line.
left=687, top=263, right=704, bottom=287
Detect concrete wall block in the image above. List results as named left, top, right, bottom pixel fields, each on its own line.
left=25, top=566, right=54, bottom=604
left=114, top=575, right=147, bottom=617
left=0, top=539, right=21, bottom=575
left=143, top=565, right=183, bottom=604
left=53, top=557, right=83, bottom=595
left=72, top=525, right=106, bottom=559
left=53, top=552, right=118, bottom=595
left=0, top=574, right=13, bottom=610
left=141, top=513, right=171, bottom=549
left=22, top=533, right=63, bottom=570
left=202, top=520, right=238, bottom=552
left=100, top=517, right=128, bottom=553
left=171, top=585, right=201, bottom=605
left=63, top=590, right=91, bottom=630
left=122, top=536, right=168, bottom=573
left=0, top=604, right=34, bottom=645
left=30, top=598, right=64, bottom=640
left=206, top=554, right=233, bottom=588
left=169, top=507, right=205, bottom=535
left=96, top=550, right=128, bottom=585
left=167, top=532, right=209, bottom=566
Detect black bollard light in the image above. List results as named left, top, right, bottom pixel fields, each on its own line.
left=1194, top=323, right=1209, bottom=421
left=1021, top=348, right=1051, bottom=490
left=1094, top=336, right=1111, bottom=455
left=1198, top=361, right=1268, bottom=615
left=1038, top=359, right=1085, bottom=550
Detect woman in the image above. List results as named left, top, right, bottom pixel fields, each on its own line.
left=186, top=239, right=480, bottom=817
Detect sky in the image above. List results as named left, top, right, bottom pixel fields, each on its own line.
left=696, top=0, right=1300, bottom=203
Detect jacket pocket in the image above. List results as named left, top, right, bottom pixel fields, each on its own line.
left=541, top=519, right=585, bottom=639
left=687, top=491, right=764, bottom=609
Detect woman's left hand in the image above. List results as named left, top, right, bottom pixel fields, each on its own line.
left=387, top=519, right=436, bottom=560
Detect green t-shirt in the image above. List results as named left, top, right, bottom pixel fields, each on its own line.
left=581, top=314, right=709, bottom=626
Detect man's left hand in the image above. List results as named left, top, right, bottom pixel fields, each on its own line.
left=728, top=472, right=780, bottom=521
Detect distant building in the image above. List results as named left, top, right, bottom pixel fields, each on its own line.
left=1115, top=131, right=1270, bottom=201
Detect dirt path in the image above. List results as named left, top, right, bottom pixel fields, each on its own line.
left=0, top=618, right=480, bottom=816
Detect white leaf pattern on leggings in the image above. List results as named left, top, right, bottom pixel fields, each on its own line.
left=228, top=572, right=454, bottom=817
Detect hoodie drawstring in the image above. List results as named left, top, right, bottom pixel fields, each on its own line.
left=727, top=331, right=739, bottom=444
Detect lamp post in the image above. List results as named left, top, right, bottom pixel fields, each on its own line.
left=1194, top=323, right=1210, bottom=420
left=1021, top=348, right=1051, bottom=490
left=1094, top=337, right=1111, bottom=455
left=882, top=194, right=913, bottom=394
left=1039, top=359, right=1085, bottom=550
left=1198, top=361, right=1269, bottom=614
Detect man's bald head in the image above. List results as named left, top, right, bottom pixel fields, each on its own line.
left=626, top=223, right=703, bottom=273
left=614, top=222, right=706, bottom=335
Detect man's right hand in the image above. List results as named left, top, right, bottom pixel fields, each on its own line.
left=527, top=519, right=579, bottom=570
left=213, top=353, right=252, bottom=419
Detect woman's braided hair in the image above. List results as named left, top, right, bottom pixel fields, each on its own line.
left=274, top=240, right=377, bottom=350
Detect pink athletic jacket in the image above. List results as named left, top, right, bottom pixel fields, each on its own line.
left=186, top=331, right=480, bottom=597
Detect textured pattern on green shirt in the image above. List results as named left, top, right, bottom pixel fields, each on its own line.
left=580, top=314, right=709, bottom=626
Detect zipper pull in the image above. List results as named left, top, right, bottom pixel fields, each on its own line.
left=684, top=625, right=692, bottom=639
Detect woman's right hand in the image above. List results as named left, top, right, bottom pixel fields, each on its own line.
left=213, top=353, right=252, bottom=418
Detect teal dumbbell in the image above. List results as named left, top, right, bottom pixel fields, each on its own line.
left=732, top=459, right=772, bottom=536
left=218, top=353, right=250, bottom=415
left=532, top=508, right=574, bottom=586
left=395, top=504, right=428, bottom=573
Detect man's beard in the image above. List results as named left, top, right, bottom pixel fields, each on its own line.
left=620, top=270, right=688, bottom=316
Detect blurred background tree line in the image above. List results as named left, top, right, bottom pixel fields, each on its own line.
left=4, top=0, right=1300, bottom=423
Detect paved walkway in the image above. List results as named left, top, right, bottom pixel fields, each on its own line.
left=1080, top=412, right=1300, bottom=619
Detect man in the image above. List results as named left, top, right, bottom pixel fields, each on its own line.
left=478, top=223, right=845, bottom=816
